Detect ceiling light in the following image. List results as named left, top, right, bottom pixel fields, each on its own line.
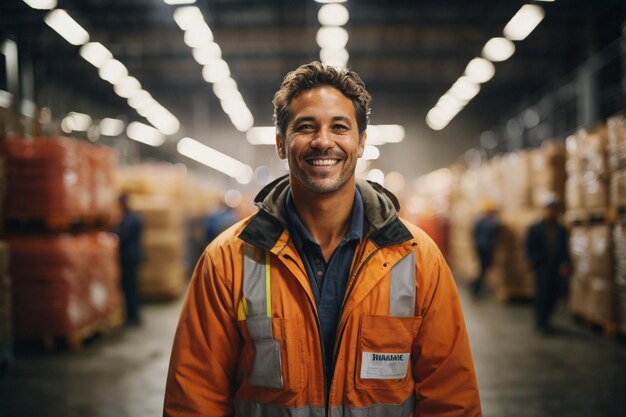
left=437, top=94, right=466, bottom=113
left=135, top=97, right=161, bottom=117
left=426, top=108, right=450, bottom=131
left=320, top=48, right=349, bottom=68
left=318, top=4, right=349, bottom=26
left=482, top=37, right=515, bottom=62
left=384, top=171, right=405, bottom=193
left=376, top=125, right=405, bottom=143
left=192, top=43, right=222, bottom=65
left=184, top=23, right=214, bottom=48
left=314, top=0, right=347, bottom=3
left=449, top=76, right=480, bottom=101
left=362, top=145, right=380, bottom=160
left=173, top=6, right=205, bottom=31
left=63, top=112, right=92, bottom=132
left=464, top=58, right=495, bottom=84
left=177, top=137, right=253, bottom=182
left=127, top=122, right=166, bottom=147
left=212, top=77, right=238, bottom=100
left=147, top=111, right=180, bottom=136
left=113, top=76, right=142, bottom=98
left=246, top=126, right=276, bottom=145
left=0, top=91, right=12, bottom=109
left=127, top=90, right=152, bottom=109
left=366, top=169, right=385, bottom=185
left=22, top=0, right=57, bottom=10
left=503, top=4, right=545, bottom=41
left=99, top=118, right=125, bottom=136
left=316, top=26, right=349, bottom=49
left=44, top=10, right=90, bottom=46
left=230, top=111, right=255, bottom=133
left=202, top=59, right=230, bottom=83
left=163, top=0, right=196, bottom=4
left=98, top=59, right=128, bottom=84
left=79, top=42, right=112, bottom=68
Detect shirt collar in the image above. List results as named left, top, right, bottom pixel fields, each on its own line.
left=285, top=188, right=364, bottom=250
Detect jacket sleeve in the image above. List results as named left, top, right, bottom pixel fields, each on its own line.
left=163, top=247, right=242, bottom=417
left=412, top=234, right=482, bottom=417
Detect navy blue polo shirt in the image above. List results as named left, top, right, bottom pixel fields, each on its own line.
left=285, top=189, right=363, bottom=386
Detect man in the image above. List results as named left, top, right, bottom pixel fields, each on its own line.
left=114, top=193, right=143, bottom=325
left=470, top=200, right=500, bottom=299
left=525, top=195, right=571, bottom=334
left=164, top=62, right=481, bottom=416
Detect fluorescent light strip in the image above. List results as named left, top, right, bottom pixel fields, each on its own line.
left=44, top=10, right=90, bottom=46
left=127, top=122, right=166, bottom=147
left=177, top=137, right=253, bottom=183
left=172, top=6, right=254, bottom=132
left=503, top=4, right=545, bottom=41
left=22, top=0, right=57, bottom=10
left=426, top=4, right=546, bottom=130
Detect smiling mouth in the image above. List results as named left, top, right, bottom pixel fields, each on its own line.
left=307, top=158, right=339, bottom=166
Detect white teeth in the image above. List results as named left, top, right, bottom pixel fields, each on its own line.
left=310, top=159, right=338, bottom=166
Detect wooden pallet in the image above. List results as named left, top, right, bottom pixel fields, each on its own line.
left=571, top=313, right=618, bottom=338
left=41, top=308, right=125, bottom=352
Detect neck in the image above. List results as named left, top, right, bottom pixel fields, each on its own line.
left=290, top=179, right=356, bottom=260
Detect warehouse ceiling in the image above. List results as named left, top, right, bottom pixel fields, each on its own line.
left=1, top=0, right=625, bottom=188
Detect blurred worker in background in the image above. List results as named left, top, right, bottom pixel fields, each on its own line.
left=114, top=193, right=144, bottom=326
left=203, top=197, right=241, bottom=245
left=164, top=62, right=481, bottom=417
left=525, top=194, right=571, bottom=335
left=471, top=200, right=500, bottom=299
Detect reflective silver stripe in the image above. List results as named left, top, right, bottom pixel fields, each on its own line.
left=243, top=245, right=284, bottom=388
left=243, top=245, right=268, bottom=318
left=389, top=251, right=416, bottom=317
left=235, top=398, right=325, bottom=417
left=330, top=393, right=415, bottom=417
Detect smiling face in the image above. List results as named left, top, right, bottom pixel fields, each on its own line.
left=276, top=85, right=366, bottom=196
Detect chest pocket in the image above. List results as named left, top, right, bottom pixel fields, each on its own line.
left=240, top=245, right=307, bottom=391
left=356, top=251, right=421, bottom=390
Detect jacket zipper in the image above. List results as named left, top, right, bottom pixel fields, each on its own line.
left=326, top=243, right=382, bottom=417
left=280, top=252, right=330, bottom=413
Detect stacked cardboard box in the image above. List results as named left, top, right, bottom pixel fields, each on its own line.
left=614, top=223, right=626, bottom=334
left=117, top=163, right=190, bottom=300
left=8, top=233, right=122, bottom=341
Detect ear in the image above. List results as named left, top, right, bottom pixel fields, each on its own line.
left=276, top=133, right=286, bottom=159
left=357, top=131, right=367, bottom=158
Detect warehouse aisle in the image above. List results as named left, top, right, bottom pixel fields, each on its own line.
left=1, top=287, right=625, bottom=417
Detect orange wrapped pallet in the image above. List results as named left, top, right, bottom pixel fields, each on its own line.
left=7, top=233, right=123, bottom=350
left=0, top=136, right=118, bottom=231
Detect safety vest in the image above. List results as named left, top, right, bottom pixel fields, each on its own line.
left=236, top=244, right=417, bottom=416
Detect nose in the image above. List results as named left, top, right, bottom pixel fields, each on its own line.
left=311, top=127, right=334, bottom=150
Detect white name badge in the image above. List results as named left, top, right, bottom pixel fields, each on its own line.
left=360, top=352, right=410, bottom=379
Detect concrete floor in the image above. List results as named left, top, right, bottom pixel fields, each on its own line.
left=1, top=286, right=625, bottom=417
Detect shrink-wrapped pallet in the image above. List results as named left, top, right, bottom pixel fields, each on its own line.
left=569, top=225, right=614, bottom=325
left=614, top=223, right=626, bottom=334
left=610, top=170, right=626, bottom=209
left=487, top=209, right=539, bottom=301
left=607, top=113, right=626, bottom=171
left=0, top=137, right=118, bottom=224
left=132, top=195, right=186, bottom=300
left=569, top=227, right=589, bottom=316
left=500, top=151, right=532, bottom=209
left=7, top=233, right=122, bottom=341
left=530, top=141, right=566, bottom=208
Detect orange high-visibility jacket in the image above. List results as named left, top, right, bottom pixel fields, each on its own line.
left=164, top=177, right=482, bottom=417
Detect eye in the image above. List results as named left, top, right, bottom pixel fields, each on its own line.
left=295, top=123, right=315, bottom=132
left=332, top=124, right=349, bottom=132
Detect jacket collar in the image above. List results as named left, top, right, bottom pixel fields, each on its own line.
left=239, top=174, right=412, bottom=250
